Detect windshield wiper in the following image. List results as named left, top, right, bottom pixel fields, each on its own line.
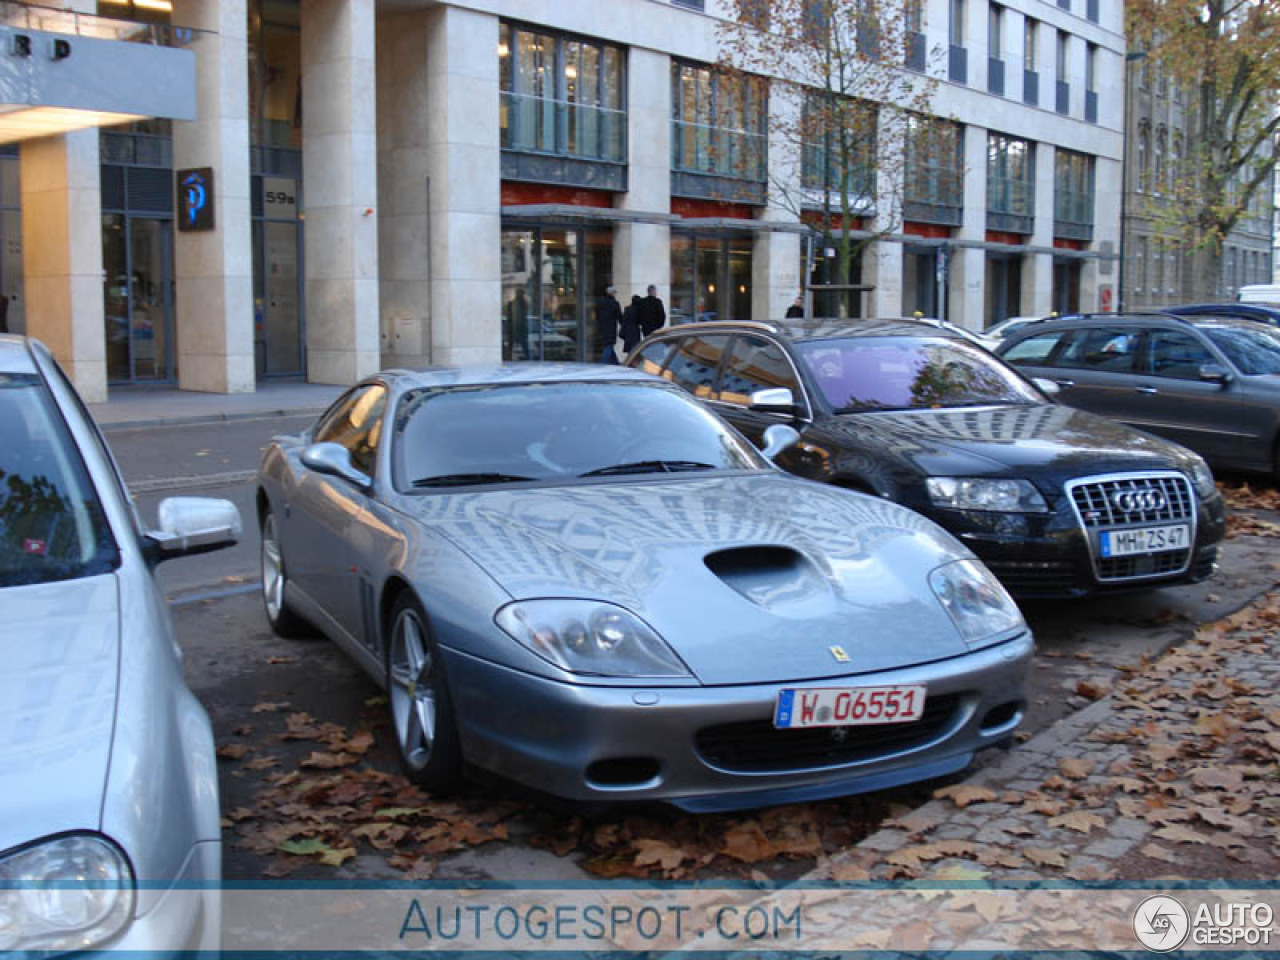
left=579, top=460, right=718, bottom=477
left=412, top=472, right=537, bottom=488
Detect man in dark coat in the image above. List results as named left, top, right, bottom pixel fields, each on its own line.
left=785, top=295, right=805, bottom=319
left=637, top=284, right=666, bottom=337
left=621, top=295, right=643, bottom=353
left=596, top=286, right=622, bottom=363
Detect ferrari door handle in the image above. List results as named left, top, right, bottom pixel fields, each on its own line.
left=1054, top=378, right=1075, bottom=387
left=1135, top=385, right=1158, bottom=394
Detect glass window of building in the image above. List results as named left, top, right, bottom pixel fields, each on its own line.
left=987, top=133, right=1034, bottom=218
left=800, top=93, right=876, bottom=199
left=1023, top=18, right=1037, bottom=70
left=950, top=0, right=965, bottom=44
left=1056, top=30, right=1068, bottom=82
left=906, top=115, right=964, bottom=206
left=249, top=0, right=302, bottom=149
left=1054, top=149, right=1095, bottom=228
left=499, top=23, right=625, bottom=163
left=1137, top=122, right=1150, bottom=193
left=1154, top=126, right=1167, bottom=195
left=989, top=4, right=1004, bottom=59
left=671, top=62, right=767, bottom=182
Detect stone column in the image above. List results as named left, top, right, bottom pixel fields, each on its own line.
left=1024, top=142, right=1054, bottom=315
left=172, top=0, right=254, bottom=393
left=301, top=0, right=380, bottom=383
left=614, top=47, right=671, bottom=307
left=753, top=85, right=801, bottom=321
left=949, top=124, right=988, bottom=330
left=20, top=131, right=106, bottom=401
left=376, top=11, right=430, bottom=368
left=1091, top=155, right=1122, bottom=311
left=420, top=5, right=501, bottom=366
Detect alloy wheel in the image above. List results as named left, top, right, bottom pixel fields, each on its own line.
left=389, top=606, right=437, bottom=771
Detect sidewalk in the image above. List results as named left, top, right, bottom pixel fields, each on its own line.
left=90, top=381, right=345, bottom=431
left=814, top=585, right=1280, bottom=887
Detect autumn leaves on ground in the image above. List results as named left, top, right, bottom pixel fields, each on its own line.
left=217, top=479, right=1280, bottom=882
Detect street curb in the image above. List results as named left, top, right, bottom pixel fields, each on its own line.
left=98, top=407, right=327, bottom=433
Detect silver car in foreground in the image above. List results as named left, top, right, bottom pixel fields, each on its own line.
left=257, top=365, right=1032, bottom=812
left=0, top=336, right=239, bottom=954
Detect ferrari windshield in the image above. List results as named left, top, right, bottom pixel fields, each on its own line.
left=796, top=336, right=1043, bottom=412
left=395, top=380, right=767, bottom=488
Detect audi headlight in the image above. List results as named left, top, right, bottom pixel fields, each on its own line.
left=930, top=559, right=1025, bottom=647
left=0, top=834, right=135, bottom=954
left=926, top=477, right=1048, bottom=513
left=1187, top=457, right=1217, bottom=499
left=496, top=600, right=692, bottom=678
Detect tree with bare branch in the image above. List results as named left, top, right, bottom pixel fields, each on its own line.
left=1127, top=0, right=1278, bottom=298
left=718, top=0, right=942, bottom=317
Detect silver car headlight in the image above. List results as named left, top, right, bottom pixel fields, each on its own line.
left=496, top=600, right=691, bottom=678
left=926, top=477, right=1048, bottom=513
left=0, top=834, right=135, bottom=954
left=1187, top=457, right=1217, bottom=499
left=930, top=559, right=1025, bottom=647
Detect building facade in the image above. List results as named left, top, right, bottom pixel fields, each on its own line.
left=1120, top=57, right=1275, bottom=309
left=2, top=0, right=1124, bottom=399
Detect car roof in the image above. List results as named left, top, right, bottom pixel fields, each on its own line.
left=1002, top=312, right=1263, bottom=338
left=648, top=318, right=971, bottom=343
left=375, top=362, right=665, bottom=391
left=1167, top=302, right=1280, bottom=319
left=0, top=334, right=38, bottom=375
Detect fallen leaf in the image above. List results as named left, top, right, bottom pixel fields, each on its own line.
left=216, top=743, right=248, bottom=760
left=829, top=861, right=871, bottom=882
left=1023, top=847, right=1067, bottom=868
left=300, top=751, right=359, bottom=769
left=721, top=823, right=774, bottom=863
left=632, top=838, right=685, bottom=873
left=1058, top=757, right=1095, bottom=779
left=1047, top=811, right=1106, bottom=834
left=934, top=784, right=998, bottom=808
left=245, top=755, right=280, bottom=771
left=1188, top=767, right=1245, bottom=791
left=276, top=837, right=356, bottom=867
left=1140, top=843, right=1180, bottom=863
left=266, top=656, right=298, bottom=665
left=1153, top=825, right=1210, bottom=845
left=1075, top=678, right=1111, bottom=700
left=252, top=701, right=290, bottom=713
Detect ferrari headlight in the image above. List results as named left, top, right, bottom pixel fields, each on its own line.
left=926, top=477, right=1048, bottom=513
left=1187, top=457, right=1217, bottom=499
left=495, top=600, right=691, bottom=678
left=930, top=559, right=1025, bottom=648
left=0, top=834, right=135, bottom=954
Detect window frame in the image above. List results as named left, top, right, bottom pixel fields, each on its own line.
left=712, top=333, right=813, bottom=418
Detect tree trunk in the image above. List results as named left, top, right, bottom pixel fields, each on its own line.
left=1188, top=245, right=1222, bottom=302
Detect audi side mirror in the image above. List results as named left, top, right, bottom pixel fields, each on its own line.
left=750, top=387, right=802, bottom=419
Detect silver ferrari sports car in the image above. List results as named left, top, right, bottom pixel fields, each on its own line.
left=256, top=365, right=1032, bottom=811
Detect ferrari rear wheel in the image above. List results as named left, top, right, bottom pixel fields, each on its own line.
left=387, top=593, right=463, bottom=792
left=260, top=507, right=309, bottom=637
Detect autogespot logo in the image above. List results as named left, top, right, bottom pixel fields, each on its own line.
left=1133, top=895, right=1191, bottom=952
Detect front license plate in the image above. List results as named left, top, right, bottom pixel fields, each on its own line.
left=1099, top=523, right=1190, bottom=558
left=774, top=685, right=926, bottom=729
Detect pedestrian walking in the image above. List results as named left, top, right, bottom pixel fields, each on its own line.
left=785, top=295, right=805, bottom=319
left=597, top=285, right=622, bottom=364
left=637, top=284, right=666, bottom=337
left=621, top=295, right=643, bottom=353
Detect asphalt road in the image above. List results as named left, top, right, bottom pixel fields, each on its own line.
left=107, top=414, right=1280, bottom=881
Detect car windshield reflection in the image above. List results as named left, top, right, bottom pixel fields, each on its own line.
left=795, top=336, right=1043, bottom=413
left=1202, top=325, right=1280, bottom=375
left=0, top=373, right=117, bottom=587
left=395, top=381, right=767, bottom=489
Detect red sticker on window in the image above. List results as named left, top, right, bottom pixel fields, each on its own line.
left=23, top=538, right=47, bottom=555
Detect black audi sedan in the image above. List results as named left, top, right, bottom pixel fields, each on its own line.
left=628, top=319, right=1226, bottom=599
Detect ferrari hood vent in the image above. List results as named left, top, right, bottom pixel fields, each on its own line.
left=703, top=545, right=831, bottom=614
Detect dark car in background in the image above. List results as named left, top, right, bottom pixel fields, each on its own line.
left=628, top=319, right=1225, bottom=599
left=997, top=313, right=1280, bottom=475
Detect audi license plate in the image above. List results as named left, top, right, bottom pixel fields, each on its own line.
left=774, top=685, right=926, bottom=729
left=1100, top=523, right=1190, bottom=558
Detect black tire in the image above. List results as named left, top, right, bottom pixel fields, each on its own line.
left=260, top=506, right=310, bottom=637
left=385, top=593, right=463, bottom=792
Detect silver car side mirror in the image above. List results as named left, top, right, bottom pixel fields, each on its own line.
left=301, top=442, right=372, bottom=490
left=1198, top=363, right=1232, bottom=386
left=760, top=424, right=801, bottom=462
left=148, top=497, right=241, bottom=561
left=1032, top=377, right=1061, bottom=398
left=750, top=387, right=801, bottom=417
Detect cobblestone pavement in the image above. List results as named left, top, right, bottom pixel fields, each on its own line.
left=814, top=584, right=1280, bottom=885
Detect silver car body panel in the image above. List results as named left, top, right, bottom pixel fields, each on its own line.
left=0, top=336, right=221, bottom=942
left=258, top=365, right=1033, bottom=808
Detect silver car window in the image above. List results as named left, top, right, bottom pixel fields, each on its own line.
left=0, top=373, right=118, bottom=587
left=394, top=381, right=766, bottom=488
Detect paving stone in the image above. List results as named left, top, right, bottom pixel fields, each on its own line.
left=1083, top=835, right=1137, bottom=858
left=1109, top=818, right=1149, bottom=840
left=860, top=829, right=909, bottom=852
left=933, top=824, right=977, bottom=840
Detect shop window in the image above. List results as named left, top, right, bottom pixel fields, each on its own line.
left=987, top=133, right=1034, bottom=222
left=671, top=61, right=767, bottom=182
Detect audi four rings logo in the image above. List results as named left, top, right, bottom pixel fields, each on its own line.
left=1113, top=489, right=1167, bottom=514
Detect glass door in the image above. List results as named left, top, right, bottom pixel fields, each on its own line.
left=102, top=213, right=174, bottom=383
left=582, top=228, right=613, bottom=361
left=695, top=236, right=722, bottom=322
left=255, top=220, right=304, bottom=376
left=502, top=229, right=538, bottom=360
left=539, top=229, right=580, bottom=361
